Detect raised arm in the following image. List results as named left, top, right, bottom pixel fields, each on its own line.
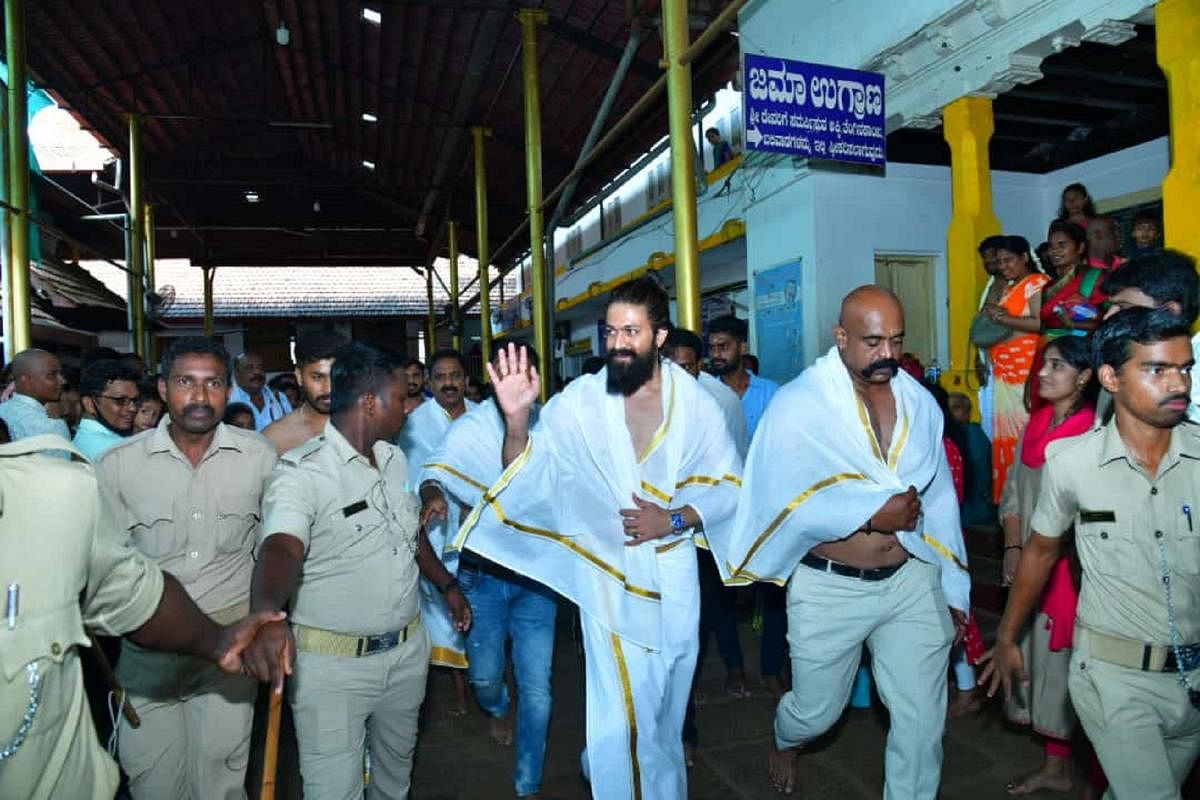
left=485, top=343, right=541, bottom=466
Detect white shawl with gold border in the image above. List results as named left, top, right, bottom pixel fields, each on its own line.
left=718, top=347, right=970, bottom=611
left=448, top=361, right=742, bottom=650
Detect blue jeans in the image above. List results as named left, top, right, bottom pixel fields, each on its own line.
left=459, top=562, right=557, bottom=797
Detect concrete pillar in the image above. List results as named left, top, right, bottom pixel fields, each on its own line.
left=1157, top=0, right=1200, bottom=262
left=943, top=97, right=1001, bottom=391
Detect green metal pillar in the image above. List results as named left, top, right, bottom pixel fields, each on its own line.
left=473, top=127, right=493, bottom=372
left=519, top=8, right=552, bottom=401
left=128, top=114, right=146, bottom=356
left=5, top=0, right=31, bottom=354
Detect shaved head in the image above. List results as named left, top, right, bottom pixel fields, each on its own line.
left=10, top=348, right=65, bottom=403
left=838, top=285, right=904, bottom=328
left=11, top=348, right=53, bottom=377
left=834, top=286, right=906, bottom=385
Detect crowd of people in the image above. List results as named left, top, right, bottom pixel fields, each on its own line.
left=2, top=179, right=1199, bottom=800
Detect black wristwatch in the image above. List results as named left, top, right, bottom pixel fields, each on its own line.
left=438, top=578, right=460, bottom=595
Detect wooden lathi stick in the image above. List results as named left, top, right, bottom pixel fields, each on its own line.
left=260, top=682, right=284, bottom=800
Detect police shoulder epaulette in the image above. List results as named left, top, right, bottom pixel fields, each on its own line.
left=281, top=434, right=327, bottom=465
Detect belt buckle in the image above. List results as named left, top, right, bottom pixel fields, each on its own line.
left=360, top=631, right=400, bottom=656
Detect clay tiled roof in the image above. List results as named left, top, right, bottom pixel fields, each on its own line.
left=151, top=260, right=516, bottom=320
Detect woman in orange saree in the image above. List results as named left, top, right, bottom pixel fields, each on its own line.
left=981, top=236, right=1049, bottom=503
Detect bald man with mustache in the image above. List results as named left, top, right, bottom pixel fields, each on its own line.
left=721, top=286, right=970, bottom=797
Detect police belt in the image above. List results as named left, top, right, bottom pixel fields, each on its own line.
left=293, top=615, right=422, bottom=658
left=1086, top=627, right=1200, bottom=672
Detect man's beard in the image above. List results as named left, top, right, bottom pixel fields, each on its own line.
left=709, top=356, right=738, bottom=376
left=606, top=348, right=657, bottom=396
left=406, top=384, right=422, bottom=398
left=308, top=394, right=332, bottom=414
left=96, top=411, right=133, bottom=437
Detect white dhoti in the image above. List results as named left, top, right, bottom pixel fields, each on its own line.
left=718, top=347, right=970, bottom=800
left=398, top=398, right=476, bottom=668
left=582, top=541, right=698, bottom=799
left=450, top=363, right=741, bottom=799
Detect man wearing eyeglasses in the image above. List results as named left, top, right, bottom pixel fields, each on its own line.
left=95, top=336, right=278, bottom=799
left=72, top=358, right=142, bottom=460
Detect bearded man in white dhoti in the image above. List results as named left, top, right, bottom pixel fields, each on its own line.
left=397, top=348, right=476, bottom=711
left=720, top=286, right=970, bottom=798
left=458, top=277, right=742, bottom=800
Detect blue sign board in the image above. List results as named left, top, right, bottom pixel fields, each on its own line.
left=743, top=54, right=886, bottom=166
left=753, top=259, right=805, bottom=384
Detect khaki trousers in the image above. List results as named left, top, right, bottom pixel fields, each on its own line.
left=117, top=643, right=256, bottom=800
left=775, top=558, right=954, bottom=800
left=290, top=625, right=431, bottom=800
left=1070, top=627, right=1200, bottom=800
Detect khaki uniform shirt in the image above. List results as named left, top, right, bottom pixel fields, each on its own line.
left=96, top=418, right=277, bottom=617
left=1032, top=419, right=1200, bottom=644
left=261, top=423, right=421, bottom=635
left=0, top=436, right=164, bottom=799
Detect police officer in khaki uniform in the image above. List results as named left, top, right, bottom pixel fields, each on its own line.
left=97, top=337, right=277, bottom=798
left=983, top=308, right=1200, bottom=799
left=244, top=342, right=470, bottom=799
left=0, top=434, right=283, bottom=799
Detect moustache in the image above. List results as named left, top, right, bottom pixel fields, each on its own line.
left=861, top=359, right=900, bottom=379
left=184, top=404, right=214, bottom=417
left=1161, top=394, right=1191, bottom=407
left=609, top=349, right=637, bottom=360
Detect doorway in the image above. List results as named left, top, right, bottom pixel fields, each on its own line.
left=873, top=254, right=937, bottom=366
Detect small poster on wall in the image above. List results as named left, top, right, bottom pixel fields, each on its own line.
left=753, top=259, right=804, bottom=384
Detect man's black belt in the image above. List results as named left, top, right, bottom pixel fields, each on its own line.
left=460, top=554, right=519, bottom=582
left=800, top=552, right=906, bottom=581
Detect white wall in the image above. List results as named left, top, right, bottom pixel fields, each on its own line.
left=548, top=134, right=1169, bottom=369
left=809, top=164, right=953, bottom=364
left=1040, top=136, right=1168, bottom=222
left=740, top=0, right=960, bottom=72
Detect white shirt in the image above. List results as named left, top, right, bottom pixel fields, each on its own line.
left=699, top=372, right=749, bottom=459
left=228, top=382, right=292, bottom=432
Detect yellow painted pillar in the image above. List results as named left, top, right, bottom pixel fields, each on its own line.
left=202, top=265, right=215, bottom=337
left=128, top=114, right=146, bottom=357
left=473, top=127, right=494, bottom=372
left=519, top=8, right=552, bottom=402
left=448, top=220, right=461, bottom=352
left=1158, top=0, right=1200, bottom=263
left=5, top=0, right=31, bottom=354
left=943, top=97, right=1001, bottom=391
left=662, top=0, right=702, bottom=333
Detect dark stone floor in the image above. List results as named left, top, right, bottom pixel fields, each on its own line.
left=240, top=601, right=1199, bottom=798
left=409, top=617, right=1061, bottom=800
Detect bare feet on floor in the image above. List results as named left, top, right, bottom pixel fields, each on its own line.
left=1006, top=757, right=1073, bottom=795
left=725, top=668, right=750, bottom=699
left=763, top=674, right=787, bottom=699
left=947, top=687, right=984, bottom=718
left=447, top=671, right=470, bottom=718
left=768, top=746, right=798, bottom=794
left=490, top=715, right=514, bottom=747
